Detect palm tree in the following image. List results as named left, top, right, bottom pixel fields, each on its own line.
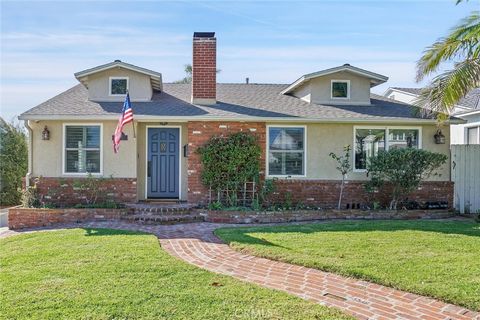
left=416, top=8, right=480, bottom=118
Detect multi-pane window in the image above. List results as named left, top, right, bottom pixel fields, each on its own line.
left=355, top=127, right=420, bottom=170
left=331, top=80, right=349, bottom=99
left=110, top=77, right=128, bottom=95
left=467, top=126, right=479, bottom=144
left=65, top=125, right=101, bottom=173
left=268, top=127, right=305, bottom=176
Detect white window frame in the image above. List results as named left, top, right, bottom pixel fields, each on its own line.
left=62, top=123, right=103, bottom=176
left=466, top=125, right=480, bottom=144
left=109, top=76, right=129, bottom=96
left=331, top=79, right=350, bottom=100
left=266, top=125, right=307, bottom=178
left=353, top=125, right=422, bottom=172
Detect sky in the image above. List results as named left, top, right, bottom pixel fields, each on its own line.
left=1, top=0, right=478, bottom=121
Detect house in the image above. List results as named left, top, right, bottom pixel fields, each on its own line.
left=384, top=87, right=480, bottom=145
left=19, top=32, right=459, bottom=208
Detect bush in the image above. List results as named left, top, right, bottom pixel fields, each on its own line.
left=365, top=148, right=447, bottom=210
left=198, top=132, right=261, bottom=207
left=0, top=118, right=28, bottom=206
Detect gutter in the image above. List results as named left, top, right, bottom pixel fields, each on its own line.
left=17, top=114, right=466, bottom=124
left=24, top=120, right=33, bottom=187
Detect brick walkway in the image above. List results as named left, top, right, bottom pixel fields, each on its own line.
left=1, top=221, right=479, bottom=320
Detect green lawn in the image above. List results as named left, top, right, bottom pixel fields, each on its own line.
left=216, top=220, right=480, bottom=311
left=0, top=228, right=350, bottom=320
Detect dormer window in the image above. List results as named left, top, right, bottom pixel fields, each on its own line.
left=331, top=80, right=350, bottom=99
left=109, top=77, right=129, bottom=96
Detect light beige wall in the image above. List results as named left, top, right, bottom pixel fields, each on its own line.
left=30, top=120, right=136, bottom=178
left=267, top=122, right=451, bottom=181
left=136, top=123, right=188, bottom=201
left=293, top=71, right=372, bottom=105
left=87, top=67, right=152, bottom=102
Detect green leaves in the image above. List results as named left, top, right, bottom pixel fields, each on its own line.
left=416, top=11, right=480, bottom=117
left=366, top=148, right=447, bottom=209
left=0, top=118, right=28, bottom=206
left=198, top=132, right=261, bottom=199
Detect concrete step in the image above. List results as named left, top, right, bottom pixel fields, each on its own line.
left=121, top=213, right=204, bottom=225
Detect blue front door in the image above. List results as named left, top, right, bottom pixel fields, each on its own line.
left=147, top=128, right=180, bottom=198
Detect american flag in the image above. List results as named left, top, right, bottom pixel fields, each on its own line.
left=113, top=92, right=134, bottom=153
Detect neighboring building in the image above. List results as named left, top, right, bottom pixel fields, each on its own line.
left=19, top=32, right=460, bottom=208
left=384, top=87, right=480, bottom=145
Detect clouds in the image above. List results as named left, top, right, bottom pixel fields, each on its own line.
left=0, top=0, right=477, bottom=120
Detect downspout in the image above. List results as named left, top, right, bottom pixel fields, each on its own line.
left=24, top=120, right=33, bottom=187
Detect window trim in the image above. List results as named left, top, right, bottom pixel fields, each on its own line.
left=331, top=79, right=350, bottom=100
left=466, top=125, right=480, bottom=144
left=353, top=125, right=422, bottom=172
left=62, top=123, right=103, bottom=176
left=109, top=76, right=129, bottom=96
left=266, top=125, right=307, bottom=178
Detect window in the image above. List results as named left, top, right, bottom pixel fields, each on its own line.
left=64, top=125, right=101, bottom=174
left=467, top=126, right=479, bottom=144
left=110, top=77, right=128, bottom=95
left=354, top=127, right=421, bottom=170
left=331, top=80, right=350, bottom=99
left=268, top=127, right=305, bottom=176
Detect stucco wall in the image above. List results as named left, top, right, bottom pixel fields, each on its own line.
left=293, top=71, right=372, bottom=105
left=136, top=123, right=188, bottom=201
left=29, top=120, right=136, bottom=178
left=87, top=67, right=153, bottom=102
left=267, top=122, right=451, bottom=181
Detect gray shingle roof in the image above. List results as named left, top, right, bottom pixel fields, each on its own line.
left=391, top=87, right=480, bottom=111
left=20, top=83, right=456, bottom=122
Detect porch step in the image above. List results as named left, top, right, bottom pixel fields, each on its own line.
left=125, top=203, right=196, bottom=216
left=121, top=213, right=204, bottom=225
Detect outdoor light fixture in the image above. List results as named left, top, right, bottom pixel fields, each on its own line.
left=434, top=129, right=445, bottom=144
left=41, top=126, right=50, bottom=140
left=183, top=144, right=189, bottom=157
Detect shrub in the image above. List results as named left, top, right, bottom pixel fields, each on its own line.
left=198, top=132, right=261, bottom=207
left=365, top=148, right=447, bottom=210
left=0, top=118, right=28, bottom=206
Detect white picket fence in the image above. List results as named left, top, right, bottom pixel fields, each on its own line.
left=451, top=145, right=480, bottom=214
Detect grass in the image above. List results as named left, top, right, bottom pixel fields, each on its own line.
left=0, top=228, right=351, bottom=320
left=215, top=220, right=480, bottom=311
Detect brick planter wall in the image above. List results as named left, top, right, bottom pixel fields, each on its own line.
left=29, top=177, right=137, bottom=206
left=204, top=209, right=454, bottom=224
left=8, top=207, right=130, bottom=230
left=187, top=121, right=266, bottom=204
left=269, top=180, right=454, bottom=209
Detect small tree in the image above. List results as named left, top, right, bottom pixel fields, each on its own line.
left=366, top=148, right=447, bottom=210
left=0, top=118, right=28, bottom=206
left=329, top=145, right=351, bottom=210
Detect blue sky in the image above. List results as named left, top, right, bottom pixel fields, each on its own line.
left=1, top=0, right=478, bottom=121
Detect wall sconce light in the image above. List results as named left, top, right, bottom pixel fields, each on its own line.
left=434, top=129, right=445, bottom=144
left=159, top=122, right=169, bottom=126
left=111, top=132, right=128, bottom=141
left=183, top=144, right=189, bottom=157
left=42, top=126, right=50, bottom=140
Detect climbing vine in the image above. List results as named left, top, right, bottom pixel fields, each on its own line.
left=198, top=132, right=261, bottom=206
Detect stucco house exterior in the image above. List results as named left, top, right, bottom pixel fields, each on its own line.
left=19, top=32, right=459, bottom=208
left=384, top=87, right=480, bottom=145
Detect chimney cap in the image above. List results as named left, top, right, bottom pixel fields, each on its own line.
left=193, top=32, right=215, bottom=38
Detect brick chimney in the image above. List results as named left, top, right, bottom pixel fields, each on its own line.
left=191, top=32, right=216, bottom=105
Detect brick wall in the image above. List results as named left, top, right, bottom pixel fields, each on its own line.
left=270, top=180, right=454, bottom=209
left=8, top=207, right=130, bottom=229
left=187, top=121, right=266, bottom=204
left=29, top=177, right=137, bottom=206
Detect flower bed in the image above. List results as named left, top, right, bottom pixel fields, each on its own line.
left=8, top=207, right=130, bottom=229
left=203, top=209, right=454, bottom=224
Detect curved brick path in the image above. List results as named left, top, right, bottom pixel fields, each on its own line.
left=1, top=221, right=479, bottom=320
